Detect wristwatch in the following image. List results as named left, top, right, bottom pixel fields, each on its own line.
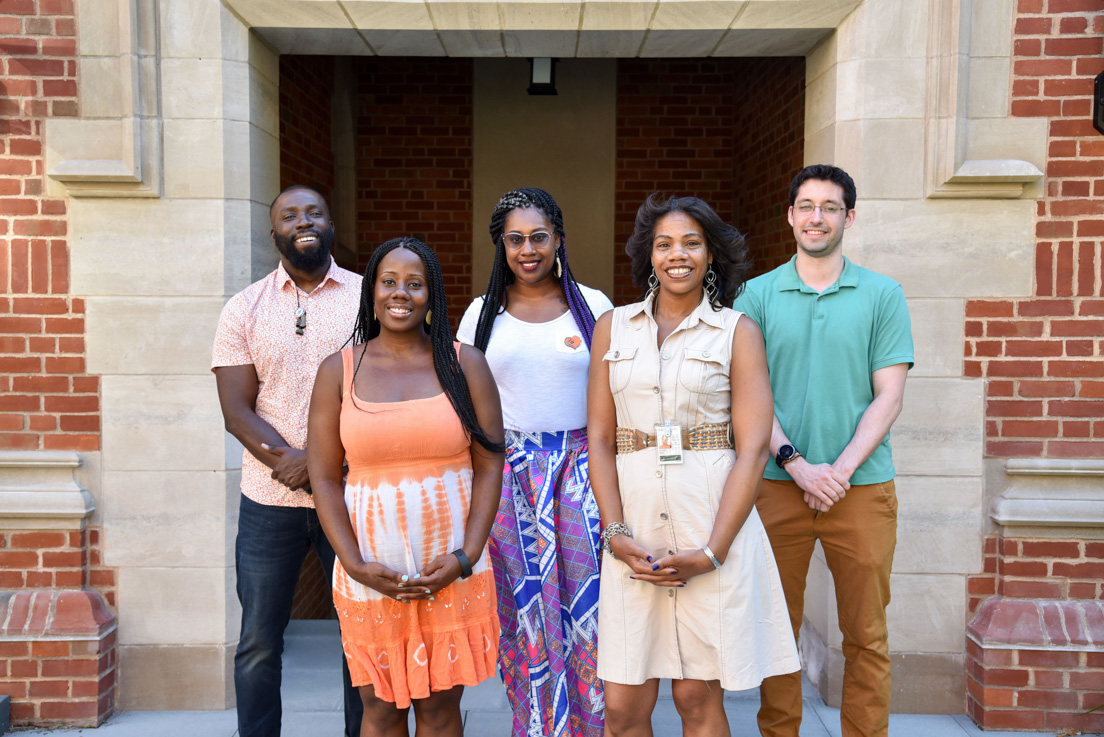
left=775, top=444, right=801, bottom=469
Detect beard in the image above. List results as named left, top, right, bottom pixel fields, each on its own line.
left=274, top=227, right=335, bottom=273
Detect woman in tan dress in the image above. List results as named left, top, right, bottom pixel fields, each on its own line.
left=587, top=195, right=799, bottom=736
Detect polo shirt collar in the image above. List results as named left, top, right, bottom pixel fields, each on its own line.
left=276, top=257, right=348, bottom=292
left=777, top=255, right=859, bottom=295
left=625, top=290, right=725, bottom=330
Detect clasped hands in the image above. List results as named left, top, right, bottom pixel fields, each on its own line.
left=608, top=535, right=718, bottom=587
left=348, top=554, right=464, bottom=603
left=787, top=459, right=851, bottom=512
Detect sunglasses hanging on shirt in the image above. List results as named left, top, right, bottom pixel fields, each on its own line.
left=294, top=291, right=307, bottom=335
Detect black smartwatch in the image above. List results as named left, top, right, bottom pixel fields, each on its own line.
left=451, top=549, right=474, bottom=579
left=775, top=444, right=801, bottom=469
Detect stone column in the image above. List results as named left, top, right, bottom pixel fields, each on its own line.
left=43, top=0, right=278, bottom=709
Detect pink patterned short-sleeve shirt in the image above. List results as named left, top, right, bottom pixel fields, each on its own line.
left=212, top=258, right=362, bottom=508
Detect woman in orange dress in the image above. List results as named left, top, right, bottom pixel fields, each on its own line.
left=308, top=237, right=506, bottom=737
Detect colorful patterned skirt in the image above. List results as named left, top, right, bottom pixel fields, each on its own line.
left=489, top=429, right=605, bottom=737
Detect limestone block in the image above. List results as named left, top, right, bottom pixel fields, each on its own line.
left=895, top=475, right=983, bottom=574
left=253, top=27, right=373, bottom=54
left=163, top=119, right=226, bottom=199
left=970, top=0, right=1013, bottom=58
left=116, top=566, right=236, bottom=645
left=967, top=57, right=1010, bottom=119
left=249, top=32, right=280, bottom=86
left=427, top=1, right=502, bottom=32
left=119, top=644, right=234, bottom=710
left=362, top=30, right=447, bottom=56
left=501, top=2, right=581, bottom=31
left=836, top=58, right=926, bottom=122
left=803, top=125, right=835, bottom=166
left=735, top=0, right=860, bottom=30
left=966, top=118, right=1047, bottom=170
left=0, top=451, right=94, bottom=531
left=576, top=30, right=647, bottom=57
left=160, top=0, right=224, bottom=59
left=887, top=573, right=965, bottom=653
left=804, top=28, right=838, bottom=83
left=892, top=378, right=983, bottom=478
left=831, top=0, right=928, bottom=59
left=101, top=375, right=225, bottom=473
left=342, top=0, right=436, bottom=30
left=74, top=450, right=104, bottom=528
left=650, top=1, right=743, bottom=31
left=581, top=2, right=655, bottom=31
left=86, top=297, right=223, bottom=375
left=845, top=199, right=1035, bottom=298
left=78, top=0, right=123, bottom=57
left=79, top=57, right=127, bottom=119
left=224, top=198, right=257, bottom=294
left=803, top=61, right=838, bottom=139
left=161, top=59, right=225, bottom=120
left=249, top=199, right=280, bottom=285
left=101, top=470, right=235, bottom=568
left=246, top=65, right=280, bottom=140
left=250, top=128, right=281, bottom=214
left=438, top=30, right=507, bottom=57
left=219, top=1, right=251, bottom=63
left=907, top=298, right=963, bottom=378
left=503, top=31, right=579, bottom=57
left=220, top=0, right=350, bottom=28
left=639, top=29, right=726, bottom=57
left=69, top=198, right=227, bottom=297
left=713, top=27, right=829, bottom=57
left=855, top=119, right=926, bottom=199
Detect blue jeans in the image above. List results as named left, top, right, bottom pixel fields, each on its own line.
left=234, top=494, right=364, bottom=737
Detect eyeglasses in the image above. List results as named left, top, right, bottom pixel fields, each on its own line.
left=795, top=203, right=845, bottom=216
left=502, top=231, right=554, bottom=250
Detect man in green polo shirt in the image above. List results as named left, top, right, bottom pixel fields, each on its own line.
left=733, top=165, right=913, bottom=737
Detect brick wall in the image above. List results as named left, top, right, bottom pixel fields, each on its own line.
left=355, top=57, right=474, bottom=332
left=0, top=0, right=98, bottom=454
left=615, top=60, right=736, bottom=305
left=963, top=0, right=1104, bottom=459
left=279, top=55, right=336, bottom=206
left=614, top=58, right=805, bottom=306
left=732, top=57, right=806, bottom=275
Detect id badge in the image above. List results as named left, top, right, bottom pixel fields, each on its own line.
left=656, top=421, right=684, bottom=465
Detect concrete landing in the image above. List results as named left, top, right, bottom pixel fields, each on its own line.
left=17, top=620, right=1057, bottom=736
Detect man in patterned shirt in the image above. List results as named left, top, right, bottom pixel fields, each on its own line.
left=213, top=185, right=363, bottom=737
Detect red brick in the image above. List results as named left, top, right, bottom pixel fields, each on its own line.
left=1001, top=559, right=1049, bottom=576
left=1013, top=99, right=1063, bottom=118
left=1001, top=420, right=1059, bottom=437
left=30, top=641, right=69, bottom=658
left=1053, top=561, right=1104, bottom=578
left=988, top=399, right=1044, bottom=417
left=1071, top=671, right=1104, bottom=690
left=1003, top=579, right=1063, bottom=598
left=38, top=700, right=98, bottom=720
left=1018, top=380, right=1076, bottom=397
left=1086, top=542, right=1104, bottom=559
left=1032, top=668, right=1066, bottom=689
left=43, top=395, right=98, bottom=413
left=1045, top=36, right=1104, bottom=57
left=1020, top=650, right=1081, bottom=668
left=1018, top=688, right=1079, bottom=709
left=1049, top=360, right=1104, bottom=378
left=1049, top=0, right=1104, bottom=10
left=1050, top=399, right=1104, bottom=417
left=1014, top=16, right=1051, bottom=33
left=1005, top=340, right=1063, bottom=357
left=58, top=415, right=98, bottom=432
left=1050, top=440, right=1104, bottom=457
left=1043, top=77, right=1095, bottom=98
left=988, top=360, right=1045, bottom=377
left=1078, top=220, right=1104, bottom=237
left=8, top=531, right=67, bottom=549
left=1058, top=15, right=1089, bottom=33
left=966, top=301, right=1015, bottom=318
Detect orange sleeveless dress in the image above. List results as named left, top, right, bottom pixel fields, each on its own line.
left=333, top=346, right=499, bottom=707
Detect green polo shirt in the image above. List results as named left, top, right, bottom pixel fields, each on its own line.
left=733, top=256, right=913, bottom=484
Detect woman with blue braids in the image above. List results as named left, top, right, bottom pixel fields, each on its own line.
left=457, top=187, right=612, bottom=737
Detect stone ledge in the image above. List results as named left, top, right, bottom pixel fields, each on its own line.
left=967, top=597, right=1104, bottom=651
left=991, top=458, right=1104, bottom=535
left=0, top=590, right=116, bottom=641
left=0, top=451, right=94, bottom=530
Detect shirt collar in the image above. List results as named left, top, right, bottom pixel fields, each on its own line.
left=276, top=257, right=349, bottom=292
left=625, top=290, right=725, bottom=330
left=777, top=255, right=859, bottom=294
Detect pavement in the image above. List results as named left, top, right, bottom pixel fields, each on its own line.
left=13, top=620, right=1069, bottom=737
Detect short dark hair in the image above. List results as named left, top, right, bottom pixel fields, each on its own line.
left=269, top=185, right=329, bottom=218
left=788, top=165, right=856, bottom=212
left=624, top=194, right=750, bottom=309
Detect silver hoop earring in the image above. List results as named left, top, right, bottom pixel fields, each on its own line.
left=704, top=266, right=718, bottom=303
left=647, top=269, right=660, bottom=294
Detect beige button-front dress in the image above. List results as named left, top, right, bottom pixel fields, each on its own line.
left=597, top=294, right=800, bottom=689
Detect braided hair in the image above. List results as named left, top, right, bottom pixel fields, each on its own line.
left=352, top=237, right=504, bottom=453
left=472, top=187, right=597, bottom=352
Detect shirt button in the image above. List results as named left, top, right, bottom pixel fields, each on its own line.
left=702, top=350, right=711, bottom=358
left=668, top=550, right=675, bottom=555
left=655, top=470, right=662, bottom=478
left=653, top=386, right=660, bottom=394
left=614, top=350, right=620, bottom=358
left=660, top=513, right=668, bottom=520
left=661, top=353, right=670, bottom=360
left=668, top=590, right=675, bottom=598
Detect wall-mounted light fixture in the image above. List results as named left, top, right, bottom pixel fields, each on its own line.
left=1094, top=70, right=1103, bottom=136
left=528, top=58, right=558, bottom=96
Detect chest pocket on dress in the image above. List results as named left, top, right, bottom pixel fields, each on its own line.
left=604, top=346, right=638, bottom=395
left=677, top=347, right=726, bottom=394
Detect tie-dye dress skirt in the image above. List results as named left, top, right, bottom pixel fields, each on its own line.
left=332, top=346, right=499, bottom=708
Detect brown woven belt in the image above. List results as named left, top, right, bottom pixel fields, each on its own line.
left=615, top=422, right=734, bottom=454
